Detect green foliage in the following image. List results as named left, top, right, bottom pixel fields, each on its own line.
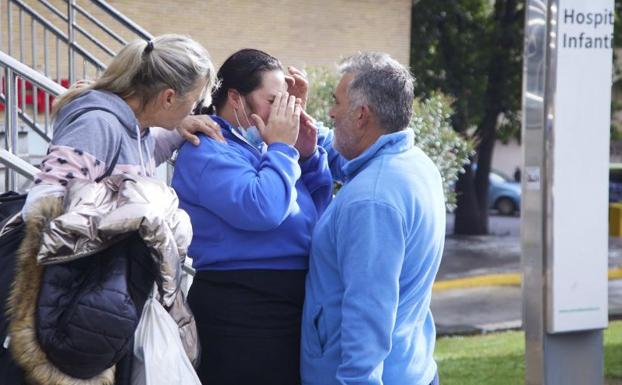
left=410, top=0, right=491, bottom=133
left=434, top=320, right=622, bottom=384
left=410, top=0, right=523, bottom=139
left=305, top=66, right=339, bottom=124
left=411, top=93, right=475, bottom=210
left=305, top=66, right=473, bottom=209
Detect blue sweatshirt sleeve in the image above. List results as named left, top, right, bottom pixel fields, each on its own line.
left=335, top=200, right=405, bottom=385
left=298, top=146, right=333, bottom=215
left=317, top=128, right=347, bottom=183
left=174, top=139, right=301, bottom=231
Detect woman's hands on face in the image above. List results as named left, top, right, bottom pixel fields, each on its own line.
left=250, top=92, right=301, bottom=146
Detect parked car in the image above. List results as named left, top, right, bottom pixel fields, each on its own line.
left=461, top=163, right=620, bottom=216
left=487, top=163, right=621, bottom=214
left=452, top=165, right=521, bottom=216
left=610, top=163, right=622, bottom=203
left=488, top=170, right=521, bottom=216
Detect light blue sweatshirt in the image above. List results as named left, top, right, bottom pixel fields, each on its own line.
left=171, top=115, right=333, bottom=271
left=301, top=130, right=445, bottom=385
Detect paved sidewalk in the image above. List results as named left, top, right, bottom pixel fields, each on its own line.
left=433, top=215, right=622, bottom=335
left=432, top=280, right=622, bottom=335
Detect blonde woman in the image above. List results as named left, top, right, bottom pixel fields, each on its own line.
left=8, top=34, right=218, bottom=385
left=23, top=34, right=220, bottom=213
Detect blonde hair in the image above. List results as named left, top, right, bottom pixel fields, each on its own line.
left=53, top=34, right=217, bottom=116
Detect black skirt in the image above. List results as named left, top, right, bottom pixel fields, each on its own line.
left=188, top=269, right=307, bottom=385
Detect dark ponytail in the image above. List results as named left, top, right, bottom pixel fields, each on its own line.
left=195, top=48, right=282, bottom=116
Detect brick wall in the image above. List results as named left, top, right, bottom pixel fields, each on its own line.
left=106, top=0, right=412, bottom=68
left=0, top=0, right=412, bottom=76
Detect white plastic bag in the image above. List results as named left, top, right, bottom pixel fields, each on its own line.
left=131, top=296, right=202, bottom=385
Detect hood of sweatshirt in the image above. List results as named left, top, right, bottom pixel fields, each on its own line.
left=54, top=90, right=142, bottom=139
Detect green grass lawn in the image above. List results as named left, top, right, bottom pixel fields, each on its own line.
left=434, top=320, right=622, bottom=385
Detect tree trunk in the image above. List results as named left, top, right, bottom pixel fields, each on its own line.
left=453, top=0, right=517, bottom=235
left=454, top=163, right=488, bottom=234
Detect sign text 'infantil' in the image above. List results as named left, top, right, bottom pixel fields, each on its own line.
left=561, top=8, right=614, bottom=49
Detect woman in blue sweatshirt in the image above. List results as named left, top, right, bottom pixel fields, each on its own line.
left=171, top=49, right=333, bottom=385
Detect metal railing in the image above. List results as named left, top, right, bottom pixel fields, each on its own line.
left=0, top=0, right=153, bottom=192
left=0, top=49, right=65, bottom=189
left=1, top=0, right=152, bottom=83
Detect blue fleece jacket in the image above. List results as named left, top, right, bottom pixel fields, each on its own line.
left=301, top=130, right=445, bottom=385
left=171, top=115, right=333, bottom=271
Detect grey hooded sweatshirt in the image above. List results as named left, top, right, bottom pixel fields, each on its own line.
left=24, top=89, right=182, bottom=214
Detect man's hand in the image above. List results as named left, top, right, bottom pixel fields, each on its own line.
left=295, top=110, right=318, bottom=160
left=285, top=66, right=308, bottom=110
left=177, top=115, right=225, bottom=145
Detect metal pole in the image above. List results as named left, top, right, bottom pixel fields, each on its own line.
left=55, top=36, right=60, bottom=83
left=521, top=0, right=548, bottom=382
left=7, top=0, right=12, bottom=56
left=67, top=0, right=76, bottom=85
left=44, top=28, right=49, bottom=133
left=522, top=0, right=609, bottom=384
left=18, top=8, right=24, bottom=111
left=31, top=18, right=37, bottom=127
left=0, top=0, right=4, bottom=53
left=4, top=67, right=17, bottom=191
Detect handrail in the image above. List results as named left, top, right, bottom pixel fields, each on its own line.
left=0, top=51, right=65, bottom=96
left=5, top=0, right=152, bottom=77
left=10, top=0, right=106, bottom=70
left=0, top=93, right=54, bottom=142
left=73, top=3, right=128, bottom=46
left=1, top=49, right=65, bottom=185
left=89, top=0, right=153, bottom=41
left=72, top=42, right=107, bottom=69
left=12, top=1, right=69, bottom=45
left=74, top=24, right=116, bottom=57
left=0, top=149, right=39, bottom=179
left=183, top=260, right=195, bottom=276
left=38, top=0, right=67, bottom=21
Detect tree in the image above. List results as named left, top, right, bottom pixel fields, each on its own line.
left=410, top=0, right=524, bottom=234
left=410, top=93, right=475, bottom=210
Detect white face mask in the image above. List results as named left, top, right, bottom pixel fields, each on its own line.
left=233, top=97, right=264, bottom=149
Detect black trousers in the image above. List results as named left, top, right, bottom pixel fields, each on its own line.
left=189, top=269, right=306, bottom=385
